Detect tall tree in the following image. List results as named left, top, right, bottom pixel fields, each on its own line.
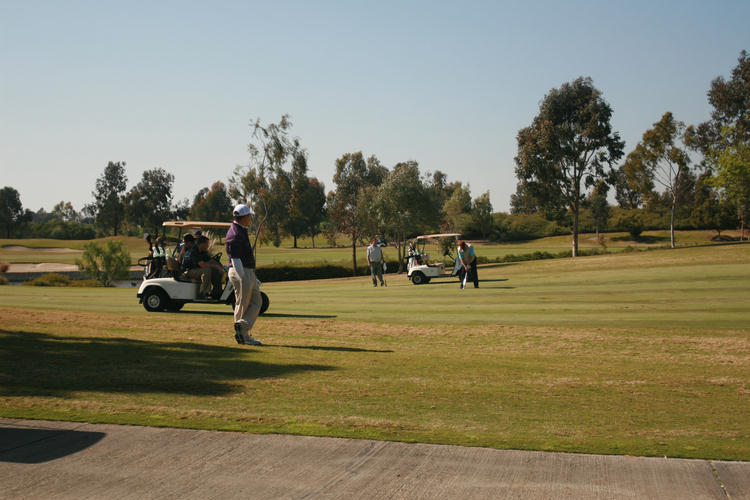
left=190, top=181, right=233, bottom=222
left=588, top=179, right=610, bottom=238
left=442, top=183, right=472, bottom=233
left=0, top=186, right=23, bottom=238
left=630, top=112, right=691, bottom=248
left=302, top=177, right=327, bottom=248
left=366, top=161, right=439, bottom=271
left=92, top=161, right=128, bottom=236
left=51, top=201, right=78, bottom=222
left=688, top=51, right=750, bottom=238
left=515, top=77, right=624, bottom=256
left=229, top=115, right=304, bottom=250
left=328, top=152, right=387, bottom=275
left=124, top=168, right=175, bottom=235
left=471, top=191, right=494, bottom=238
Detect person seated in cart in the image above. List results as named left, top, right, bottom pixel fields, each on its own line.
left=181, top=235, right=225, bottom=299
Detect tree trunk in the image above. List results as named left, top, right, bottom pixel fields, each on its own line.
left=293, top=235, right=297, bottom=248
left=670, top=196, right=676, bottom=249
left=311, top=234, right=315, bottom=248
left=397, top=237, right=403, bottom=273
left=572, top=199, right=579, bottom=257
left=351, top=236, right=357, bottom=276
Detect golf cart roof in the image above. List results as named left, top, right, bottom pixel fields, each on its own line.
left=415, top=233, right=462, bottom=241
left=162, top=221, right=232, bottom=230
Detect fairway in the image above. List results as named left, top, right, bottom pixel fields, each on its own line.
left=1, top=244, right=749, bottom=460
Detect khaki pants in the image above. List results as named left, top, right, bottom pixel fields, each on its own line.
left=228, top=267, right=261, bottom=340
left=186, top=267, right=223, bottom=297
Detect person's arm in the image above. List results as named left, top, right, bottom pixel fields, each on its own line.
left=230, top=258, right=244, bottom=275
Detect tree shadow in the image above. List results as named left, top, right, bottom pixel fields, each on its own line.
left=270, top=344, right=393, bottom=353
left=0, top=426, right=106, bottom=464
left=611, top=234, right=669, bottom=244
left=0, top=329, right=335, bottom=398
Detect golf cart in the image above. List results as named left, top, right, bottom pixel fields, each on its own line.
left=406, top=233, right=463, bottom=285
left=137, top=221, right=269, bottom=314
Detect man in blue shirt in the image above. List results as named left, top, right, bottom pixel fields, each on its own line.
left=226, top=204, right=262, bottom=346
left=457, top=240, right=479, bottom=289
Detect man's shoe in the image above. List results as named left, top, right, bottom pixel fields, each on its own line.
left=233, top=323, right=243, bottom=344
left=244, top=337, right=263, bottom=346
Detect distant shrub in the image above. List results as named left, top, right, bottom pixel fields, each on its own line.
left=492, top=213, right=566, bottom=242
left=0, top=262, right=9, bottom=273
left=23, top=273, right=71, bottom=286
left=76, top=240, right=131, bottom=286
left=0, top=275, right=8, bottom=285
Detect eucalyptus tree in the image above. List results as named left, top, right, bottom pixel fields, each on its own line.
left=367, top=161, right=438, bottom=271
left=124, top=168, right=175, bottom=235
left=515, top=77, right=624, bottom=256
left=688, top=51, right=750, bottom=239
left=328, top=152, right=388, bottom=275
left=628, top=112, right=691, bottom=248
left=91, top=161, right=127, bottom=236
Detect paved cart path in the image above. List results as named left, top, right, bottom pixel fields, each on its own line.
left=1, top=418, right=747, bottom=500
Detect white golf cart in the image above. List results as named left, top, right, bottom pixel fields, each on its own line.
left=137, top=221, right=269, bottom=314
left=406, top=233, right=463, bottom=285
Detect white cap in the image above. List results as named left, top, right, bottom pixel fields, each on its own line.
left=233, top=204, right=254, bottom=217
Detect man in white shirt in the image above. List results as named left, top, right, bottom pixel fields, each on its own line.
left=366, top=239, right=386, bottom=287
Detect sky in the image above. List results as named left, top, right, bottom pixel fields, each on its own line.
left=1, top=0, right=749, bottom=214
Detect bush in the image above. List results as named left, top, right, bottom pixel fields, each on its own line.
left=0, top=275, right=8, bottom=285
left=23, top=273, right=71, bottom=286
left=492, top=213, right=566, bottom=241
left=76, top=240, right=131, bottom=286
left=0, top=262, right=9, bottom=273
left=31, top=219, right=96, bottom=239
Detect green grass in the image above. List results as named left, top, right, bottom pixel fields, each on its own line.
left=1, top=243, right=749, bottom=460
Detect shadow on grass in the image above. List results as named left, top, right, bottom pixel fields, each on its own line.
left=261, top=313, right=337, bottom=319
left=0, top=329, right=335, bottom=398
left=271, top=344, right=393, bottom=353
left=177, top=310, right=337, bottom=319
left=611, top=235, right=669, bottom=244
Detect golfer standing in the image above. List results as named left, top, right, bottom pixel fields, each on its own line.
left=458, top=240, right=479, bottom=289
left=367, top=238, right=386, bottom=287
left=226, top=204, right=263, bottom=346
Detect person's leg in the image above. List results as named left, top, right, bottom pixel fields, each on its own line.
left=187, top=268, right=210, bottom=296
left=471, top=259, right=479, bottom=288
left=197, top=268, right=211, bottom=297
left=376, top=264, right=384, bottom=285
left=228, top=267, right=248, bottom=343
left=241, top=269, right=263, bottom=343
left=370, top=265, right=377, bottom=286
left=209, top=267, right=223, bottom=298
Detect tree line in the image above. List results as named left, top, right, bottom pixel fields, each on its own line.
left=2, top=50, right=747, bottom=268
left=512, top=50, right=749, bottom=255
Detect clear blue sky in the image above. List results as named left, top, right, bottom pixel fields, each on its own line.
left=1, top=0, right=748, bottom=214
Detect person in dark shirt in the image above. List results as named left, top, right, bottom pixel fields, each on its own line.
left=226, top=204, right=262, bottom=346
left=181, top=236, right=225, bottom=299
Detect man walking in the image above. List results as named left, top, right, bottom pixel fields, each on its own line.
left=367, top=238, right=386, bottom=287
left=226, top=204, right=263, bottom=346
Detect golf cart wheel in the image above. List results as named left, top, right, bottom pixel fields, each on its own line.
left=259, top=291, right=269, bottom=315
left=411, top=271, right=427, bottom=285
left=142, top=287, right=170, bottom=312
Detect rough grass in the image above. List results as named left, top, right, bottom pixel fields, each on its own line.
left=0, top=243, right=748, bottom=460
left=1, top=229, right=742, bottom=268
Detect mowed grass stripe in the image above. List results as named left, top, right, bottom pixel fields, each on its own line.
left=0, top=244, right=748, bottom=460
